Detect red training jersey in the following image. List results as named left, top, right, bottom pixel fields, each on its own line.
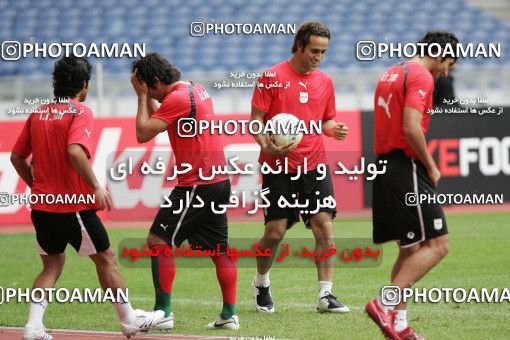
left=373, top=61, right=434, bottom=159
left=151, top=82, right=227, bottom=186
left=12, top=99, right=97, bottom=212
left=251, top=60, right=336, bottom=172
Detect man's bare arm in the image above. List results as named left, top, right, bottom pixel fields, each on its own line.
left=68, top=144, right=111, bottom=210
left=10, top=152, right=33, bottom=188
left=131, top=72, right=167, bottom=143
left=403, top=106, right=440, bottom=186
left=147, top=97, right=158, bottom=115
left=135, top=93, right=168, bottom=143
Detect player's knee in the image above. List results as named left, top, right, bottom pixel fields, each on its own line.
left=42, top=259, right=65, bottom=278
left=53, top=267, right=64, bottom=281
left=265, top=232, right=284, bottom=245
left=430, top=237, right=449, bottom=260
left=147, top=232, right=166, bottom=247
left=90, top=247, right=117, bottom=267
left=263, top=229, right=285, bottom=245
left=263, top=220, right=286, bottom=244
left=436, top=239, right=449, bottom=259
left=311, top=220, right=333, bottom=238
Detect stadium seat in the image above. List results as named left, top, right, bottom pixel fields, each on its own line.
left=0, top=0, right=508, bottom=76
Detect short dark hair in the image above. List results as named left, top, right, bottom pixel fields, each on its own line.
left=131, top=53, right=181, bottom=88
left=419, top=31, right=460, bottom=61
left=291, top=21, right=331, bottom=53
left=52, top=56, right=92, bottom=98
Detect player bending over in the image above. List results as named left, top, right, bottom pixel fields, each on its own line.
left=365, top=31, right=459, bottom=340
left=131, top=53, right=239, bottom=331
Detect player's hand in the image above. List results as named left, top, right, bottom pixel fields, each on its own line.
left=332, top=122, right=348, bottom=140
left=427, top=166, right=441, bottom=187
left=130, top=69, right=148, bottom=97
left=94, top=186, right=112, bottom=211
left=261, top=135, right=296, bottom=155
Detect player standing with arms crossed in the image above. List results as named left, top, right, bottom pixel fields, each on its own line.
left=11, top=56, right=164, bottom=340
left=250, top=21, right=350, bottom=314
left=365, top=32, right=459, bottom=340
left=131, top=53, right=239, bottom=330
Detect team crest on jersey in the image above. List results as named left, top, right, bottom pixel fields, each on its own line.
left=299, top=92, right=308, bottom=103
left=433, top=218, right=443, bottom=230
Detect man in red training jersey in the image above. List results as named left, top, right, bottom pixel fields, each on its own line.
left=11, top=56, right=164, bottom=340
left=365, top=31, right=459, bottom=340
left=250, top=21, right=350, bottom=314
left=131, top=53, right=239, bottom=331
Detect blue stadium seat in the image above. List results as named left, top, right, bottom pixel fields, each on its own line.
left=1, top=0, right=509, bottom=77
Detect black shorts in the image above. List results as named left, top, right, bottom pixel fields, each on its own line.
left=262, top=166, right=337, bottom=229
left=31, top=209, right=110, bottom=256
left=372, top=149, right=448, bottom=247
left=150, top=179, right=230, bottom=251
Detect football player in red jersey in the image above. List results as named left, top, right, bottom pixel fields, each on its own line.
left=365, top=31, right=459, bottom=340
left=11, top=56, right=164, bottom=340
left=250, top=21, right=350, bottom=314
left=131, top=53, right=239, bottom=331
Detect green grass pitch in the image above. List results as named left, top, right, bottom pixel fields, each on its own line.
left=0, top=211, right=509, bottom=339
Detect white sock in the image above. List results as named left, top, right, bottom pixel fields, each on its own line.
left=113, top=301, right=135, bottom=324
left=378, top=297, right=395, bottom=313
left=318, top=281, right=333, bottom=298
left=255, top=271, right=270, bottom=287
left=394, top=309, right=408, bottom=332
left=27, top=299, right=49, bottom=328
